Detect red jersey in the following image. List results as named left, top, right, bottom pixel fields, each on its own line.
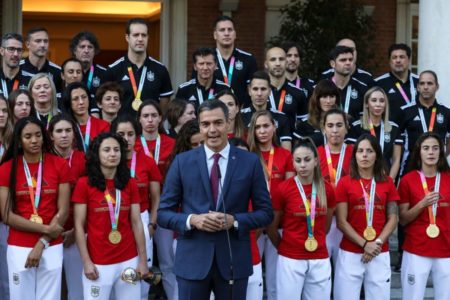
left=248, top=202, right=261, bottom=265
left=398, top=171, right=450, bottom=257
left=78, top=117, right=110, bottom=145
left=72, top=177, right=140, bottom=265
left=135, top=133, right=175, bottom=178
left=317, top=144, right=353, bottom=186
left=335, top=175, right=399, bottom=253
left=64, top=150, right=86, bottom=230
left=0, top=154, right=71, bottom=247
left=272, top=178, right=335, bottom=259
left=128, top=150, right=162, bottom=212
left=261, top=146, right=294, bottom=193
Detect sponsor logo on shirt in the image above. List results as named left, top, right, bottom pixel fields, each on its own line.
left=188, top=96, right=196, bottom=101
left=388, top=88, right=395, bottom=94
left=121, top=75, right=129, bottom=81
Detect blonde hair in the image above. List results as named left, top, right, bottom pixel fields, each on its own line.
left=28, top=73, right=59, bottom=117
left=361, top=86, right=391, bottom=132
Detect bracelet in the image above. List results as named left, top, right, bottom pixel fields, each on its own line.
left=362, top=240, right=368, bottom=250
left=39, top=238, right=49, bottom=249
left=149, top=223, right=157, bottom=230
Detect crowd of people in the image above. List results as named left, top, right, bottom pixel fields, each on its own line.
left=0, top=14, right=449, bottom=300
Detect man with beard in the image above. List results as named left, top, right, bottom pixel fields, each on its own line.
left=0, top=33, right=28, bottom=98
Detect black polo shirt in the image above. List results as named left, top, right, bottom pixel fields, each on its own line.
left=375, top=71, right=419, bottom=125
left=20, top=58, right=62, bottom=92
left=83, top=63, right=106, bottom=114
left=213, top=47, right=258, bottom=107
left=0, top=69, right=29, bottom=98
left=176, top=78, right=229, bottom=110
left=293, top=117, right=325, bottom=147
left=103, top=55, right=173, bottom=116
left=287, top=75, right=315, bottom=100
left=336, top=77, right=368, bottom=122
left=241, top=106, right=292, bottom=143
left=321, top=67, right=375, bottom=87
left=347, top=119, right=403, bottom=169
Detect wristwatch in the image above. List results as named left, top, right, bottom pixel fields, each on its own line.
left=39, top=238, right=49, bottom=249
left=375, top=238, right=383, bottom=245
left=149, top=223, right=158, bottom=230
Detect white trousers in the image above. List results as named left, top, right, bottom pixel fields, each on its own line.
left=326, top=216, right=343, bottom=267
left=82, top=256, right=140, bottom=300
left=7, top=244, right=63, bottom=300
left=0, top=222, right=9, bottom=300
left=154, top=225, right=178, bottom=300
left=401, top=251, right=450, bottom=300
left=276, top=255, right=331, bottom=300
left=140, top=211, right=154, bottom=300
left=334, top=249, right=390, bottom=300
left=63, top=242, right=83, bottom=300
left=257, top=232, right=278, bottom=300
left=246, top=262, right=263, bottom=300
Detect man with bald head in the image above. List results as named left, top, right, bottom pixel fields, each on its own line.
left=264, top=46, right=307, bottom=130
left=321, top=38, right=375, bottom=87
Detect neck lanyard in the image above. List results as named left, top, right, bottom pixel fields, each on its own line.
left=1, top=79, right=19, bottom=99
left=264, top=147, right=275, bottom=191
left=130, top=151, right=136, bottom=178
left=324, top=143, right=346, bottom=186
left=418, top=106, right=437, bottom=133
left=23, top=155, right=43, bottom=214
left=295, top=76, right=301, bottom=89
left=128, top=66, right=147, bottom=100
left=78, top=117, right=92, bottom=152
left=216, top=49, right=235, bottom=85
left=395, top=73, right=416, bottom=105
left=0, top=144, right=4, bottom=158
left=419, top=171, right=440, bottom=227
left=294, top=176, right=317, bottom=237
left=342, top=85, right=352, bottom=114
left=360, top=178, right=376, bottom=229
left=196, top=87, right=215, bottom=105
left=86, top=65, right=94, bottom=89
left=268, top=89, right=287, bottom=112
left=140, top=134, right=161, bottom=164
left=104, top=188, right=121, bottom=231
left=67, top=150, right=74, bottom=168
left=369, top=119, right=385, bottom=153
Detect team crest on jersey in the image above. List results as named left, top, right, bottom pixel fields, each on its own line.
left=407, top=274, right=415, bottom=285
left=93, top=76, right=100, bottom=87
left=284, top=94, right=293, bottom=105
left=235, top=60, right=243, bottom=70
left=437, top=113, right=444, bottom=124
left=12, top=273, right=19, bottom=285
left=351, top=88, right=358, bottom=99
left=147, top=71, right=155, bottom=82
left=384, top=132, right=391, bottom=143
left=91, top=285, right=100, bottom=297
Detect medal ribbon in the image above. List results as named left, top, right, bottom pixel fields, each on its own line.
left=343, top=85, right=352, bottom=114
left=294, top=176, right=317, bottom=237
left=23, top=155, right=43, bottom=215
left=295, top=77, right=301, bottom=89
left=395, top=82, right=410, bottom=104
left=418, top=107, right=437, bottom=133
left=324, top=144, right=346, bottom=186
left=127, top=66, right=147, bottom=100
left=140, top=134, right=161, bottom=164
left=68, top=150, right=74, bottom=168
left=86, top=65, right=94, bottom=89
left=130, top=151, right=136, bottom=178
left=78, top=117, right=92, bottom=152
left=277, top=90, right=287, bottom=112
left=104, top=189, right=121, bottom=231
left=216, top=49, right=235, bottom=85
left=1, top=79, right=19, bottom=99
left=418, top=171, right=440, bottom=226
left=369, top=119, right=385, bottom=153
left=0, top=144, right=4, bottom=158
left=264, top=147, right=275, bottom=191
left=360, top=178, right=376, bottom=228
left=196, top=87, right=215, bottom=105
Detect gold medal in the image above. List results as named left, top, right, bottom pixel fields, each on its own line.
left=29, top=214, right=43, bottom=224
left=132, top=98, right=142, bottom=111
left=426, top=224, right=440, bottom=238
left=108, top=230, right=122, bottom=244
left=304, top=237, right=318, bottom=252
left=363, top=226, right=376, bottom=241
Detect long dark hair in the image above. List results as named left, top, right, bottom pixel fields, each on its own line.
left=215, top=89, right=245, bottom=138
left=137, top=99, right=164, bottom=134
left=8, top=89, right=37, bottom=124
left=110, top=114, right=142, bottom=137
left=48, top=114, right=83, bottom=153
left=349, top=134, right=387, bottom=182
left=407, top=132, right=450, bottom=173
left=167, top=119, right=200, bottom=169
left=2, top=117, right=51, bottom=221
left=85, top=132, right=130, bottom=191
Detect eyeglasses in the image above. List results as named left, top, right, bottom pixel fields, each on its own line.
left=3, top=47, right=23, bottom=54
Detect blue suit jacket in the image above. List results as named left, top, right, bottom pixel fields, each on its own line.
left=157, top=145, right=273, bottom=280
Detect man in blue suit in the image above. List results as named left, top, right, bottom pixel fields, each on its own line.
left=158, top=99, right=273, bottom=299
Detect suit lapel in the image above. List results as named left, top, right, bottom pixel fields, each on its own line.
left=196, top=147, right=214, bottom=206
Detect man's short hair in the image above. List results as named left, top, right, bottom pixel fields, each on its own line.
left=125, top=18, right=148, bottom=35
left=69, top=31, right=100, bottom=55
left=282, top=41, right=304, bottom=59
left=192, top=47, right=216, bottom=64
left=419, top=70, right=439, bottom=85
left=61, top=57, right=83, bottom=72
left=213, top=15, right=235, bottom=29
left=1, top=33, right=23, bottom=47
left=249, top=70, right=271, bottom=86
left=329, top=46, right=354, bottom=61
left=388, top=43, right=412, bottom=59
left=26, top=27, right=48, bottom=41
left=198, top=99, right=229, bottom=121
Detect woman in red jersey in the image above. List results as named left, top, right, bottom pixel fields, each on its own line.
left=334, top=134, right=398, bottom=300
left=268, top=137, right=335, bottom=300
left=0, top=117, right=71, bottom=300
left=111, top=115, right=162, bottom=300
left=48, top=114, right=86, bottom=300
left=248, top=110, right=295, bottom=300
left=73, top=132, right=148, bottom=300
left=135, top=99, right=177, bottom=300
left=62, top=82, right=110, bottom=153
left=316, top=108, right=353, bottom=266
left=398, top=132, right=450, bottom=300
left=216, top=89, right=246, bottom=139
